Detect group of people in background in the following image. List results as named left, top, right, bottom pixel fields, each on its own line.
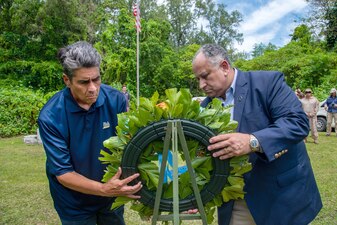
left=296, top=87, right=337, bottom=143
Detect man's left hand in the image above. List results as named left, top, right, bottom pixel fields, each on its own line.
left=101, top=167, right=142, bottom=199
left=208, top=133, right=251, bottom=160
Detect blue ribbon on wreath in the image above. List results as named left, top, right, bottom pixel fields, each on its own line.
left=157, top=150, right=188, bottom=183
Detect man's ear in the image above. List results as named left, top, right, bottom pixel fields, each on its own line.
left=220, top=60, right=231, bottom=77
left=63, top=74, right=71, bottom=87
left=220, top=60, right=230, bottom=71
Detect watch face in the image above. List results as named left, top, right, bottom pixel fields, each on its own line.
left=251, top=139, right=258, bottom=148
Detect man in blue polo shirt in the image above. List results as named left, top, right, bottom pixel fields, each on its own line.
left=38, top=41, right=142, bottom=225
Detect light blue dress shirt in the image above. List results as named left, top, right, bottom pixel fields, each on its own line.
left=217, top=68, right=238, bottom=119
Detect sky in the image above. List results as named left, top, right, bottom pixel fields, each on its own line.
left=218, top=0, right=310, bottom=52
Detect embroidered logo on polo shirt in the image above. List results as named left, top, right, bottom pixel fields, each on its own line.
left=103, top=121, right=110, bottom=129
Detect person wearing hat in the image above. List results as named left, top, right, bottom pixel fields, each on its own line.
left=324, top=88, right=337, bottom=136
left=300, top=88, right=320, bottom=143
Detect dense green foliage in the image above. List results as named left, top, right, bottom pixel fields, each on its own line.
left=1, top=0, right=337, bottom=136
left=0, top=0, right=242, bottom=97
left=0, top=86, right=46, bottom=137
left=234, top=26, right=337, bottom=101
left=306, top=0, right=337, bottom=51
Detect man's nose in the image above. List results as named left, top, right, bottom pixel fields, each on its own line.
left=88, top=80, right=97, bottom=92
left=199, top=79, right=206, bottom=89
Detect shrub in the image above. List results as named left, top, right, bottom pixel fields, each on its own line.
left=0, top=87, right=46, bottom=137
left=0, top=60, right=64, bottom=93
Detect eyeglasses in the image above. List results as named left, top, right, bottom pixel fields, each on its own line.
left=305, top=91, right=311, bottom=93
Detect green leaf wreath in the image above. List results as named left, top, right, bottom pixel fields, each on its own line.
left=99, top=88, right=252, bottom=223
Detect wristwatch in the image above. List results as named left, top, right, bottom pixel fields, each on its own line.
left=249, top=135, right=263, bottom=153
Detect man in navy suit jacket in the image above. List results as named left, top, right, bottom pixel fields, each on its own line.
left=192, top=44, right=322, bottom=225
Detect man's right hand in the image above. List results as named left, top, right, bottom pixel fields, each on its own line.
left=101, top=167, right=142, bottom=199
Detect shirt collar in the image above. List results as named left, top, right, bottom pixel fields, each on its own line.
left=231, top=68, right=238, bottom=95
left=217, top=68, right=238, bottom=101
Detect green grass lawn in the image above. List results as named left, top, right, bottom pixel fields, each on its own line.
left=0, top=134, right=336, bottom=225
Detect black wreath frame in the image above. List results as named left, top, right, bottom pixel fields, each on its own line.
left=121, top=119, right=230, bottom=212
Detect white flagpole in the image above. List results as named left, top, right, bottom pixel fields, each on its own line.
left=136, top=0, right=140, bottom=108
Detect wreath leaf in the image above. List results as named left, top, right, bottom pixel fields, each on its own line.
left=138, top=162, right=159, bottom=189
left=111, top=196, right=133, bottom=209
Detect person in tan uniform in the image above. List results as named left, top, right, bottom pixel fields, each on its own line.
left=300, top=88, right=320, bottom=144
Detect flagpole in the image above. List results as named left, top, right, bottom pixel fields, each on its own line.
left=136, top=0, right=140, bottom=108
left=136, top=16, right=140, bottom=108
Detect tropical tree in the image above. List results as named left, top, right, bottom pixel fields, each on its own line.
left=306, top=0, right=337, bottom=50
left=0, top=0, right=14, bottom=32
left=251, top=42, right=278, bottom=58
left=325, top=1, right=337, bottom=50
left=193, top=0, right=243, bottom=51
left=166, top=0, right=195, bottom=48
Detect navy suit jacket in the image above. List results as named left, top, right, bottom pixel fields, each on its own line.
left=201, top=70, right=322, bottom=225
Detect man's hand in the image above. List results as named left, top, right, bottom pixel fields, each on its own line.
left=208, top=133, right=251, bottom=160
left=185, top=209, right=199, bottom=214
left=101, top=167, right=142, bottom=199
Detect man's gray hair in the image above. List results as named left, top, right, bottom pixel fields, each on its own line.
left=193, top=44, right=232, bottom=67
left=57, top=41, right=101, bottom=79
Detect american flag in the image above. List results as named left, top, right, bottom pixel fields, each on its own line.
left=133, top=2, right=141, bottom=32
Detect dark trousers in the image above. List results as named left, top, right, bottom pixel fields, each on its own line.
left=218, top=200, right=234, bottom=225
left=60, top=206, right=125, bottom=225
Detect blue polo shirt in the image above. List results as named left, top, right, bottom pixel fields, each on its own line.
left=326, top=96, right=337, bottom=113
left=38, top=84, right=127, bottom=220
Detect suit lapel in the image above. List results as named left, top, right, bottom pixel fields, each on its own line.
left=233, top=70, right=248, bottom=132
